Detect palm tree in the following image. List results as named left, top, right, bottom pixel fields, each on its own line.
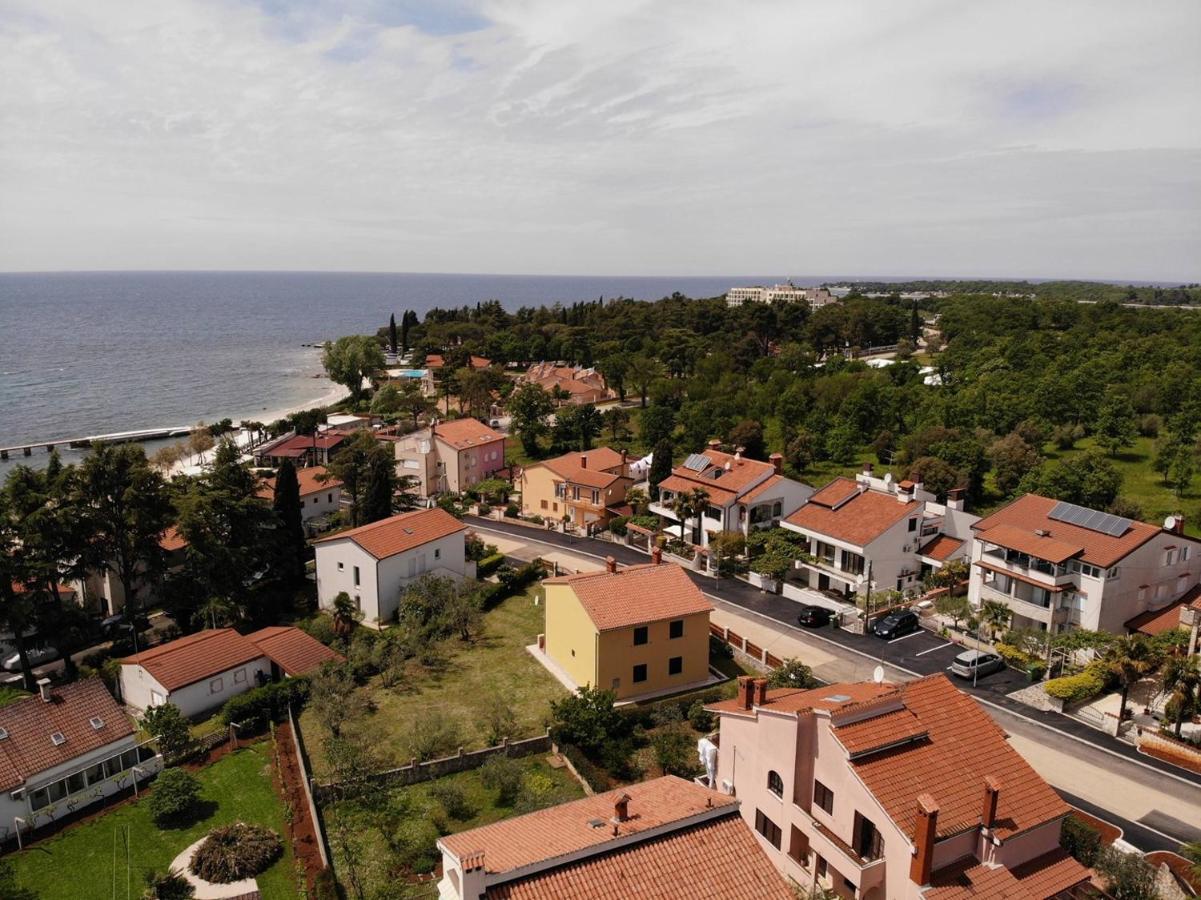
left=1159, top=654, right=1201, bottom=739
left=979, top=600, right=1011, bottom=641
left=1180, top=842, right=1201, bottom=881
left=331, top=591, right=361, bottom=637
left=1103, top=635, right=1159, bottom=725
left=625, top=487, right=648, bottom=516
left=672, top=487, right=711, bottom=545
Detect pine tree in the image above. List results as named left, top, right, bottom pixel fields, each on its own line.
left=388, top=314, right=398, bottom=355
left=272, top=459, right=305, bottom=583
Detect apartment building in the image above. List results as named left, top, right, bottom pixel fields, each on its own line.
left=436, top=775, right=792, bottom=899
left=705, top=674, right=1092, bottom=900
left=967, top=494, right=1201, bottom=636
left=518, top=446, right=632, bottom=528
left=781, top=466, right=978, bottom=599
left=726, top=283, right=836, bottom=308
left=650, top=443, right=814, bottom=549
left=392, top=417, right=506, bottom=497
left=515, top=362, right=613, bottom=405
left=256, top=465, right=344, bottom=524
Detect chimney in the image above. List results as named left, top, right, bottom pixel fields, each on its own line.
left=708, top=439, right=722, bottom=450
left=734, top=446, right=745, bottom=461
left=37, top=678, right=52, bottom=703
left=614, top=793, right=631, bottom=823
left=981, top=776, right=1001, bottom=830
left=769, top=453, right=783, bottom=474
left=651, top=546, right=663, bottom=566
left=909, top=793, right=939, bottom=886
left=580, top=455, right=588, bottom=469
left=863, top=462, right=873, bottom=475
left=606, top=556, right=617, bottom=574
left=737, top=675, right=755, bottom=710
left=753, top=677, right=768, bottom=705
left=946, top=487, right=965, bottom=511
left=1168, top=514, right=1186, bottom=535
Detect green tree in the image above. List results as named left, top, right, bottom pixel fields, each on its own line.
left=602, top=406, right=632, bottom=443
left=509, top=383, right=555, bottom=456
left=141, top=704, right=192, bottom=757
left=370, top=383, right=402, bottom=418
left=326, top=429, right=397, bottom=527
left=1094, top=389, right=1138, bottom=457
left=1159, top=654, right=1200, bottom=739
left=271, top=459, right=305, bottom=584
left=395, top=378, right=434, bottom=428
left=766, top=659, right=817, bottom=689
left=146, top=767, right=202, bottom=825
left=1181, top=842, right=1201, bottom=882
left=388, top=313, right=398, bottom=355
left=553, top=403, right=603, bottom=452
left=330, top=591, right=362, bottom=636
left=979, top=600, right=1012, bottom=640
left=651, top=725, right=697, bottom=777
left=648, top=439, right=674, bottom=499
left=639, top=403, right=676, bottom=448
left=1102, top=635, right=1159, bottom=726
left=1094, top=846, right=1159, bottom=900
left=1019, top=451, right=1122, bottom=511
left=934, top=593, right=971, bottom=629
left=625, top=356, right=664, bottom=408
left=322, top=335, right=385, bottom=404
left=989, top=433, right=1043, bottom=496
left=672, top=487, right=711, bottom=545
left=727, top=420, right=767, bottom=460
left=549, top=685, right=626, bottom=755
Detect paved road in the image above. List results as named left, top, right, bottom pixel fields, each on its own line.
left=468, top=516, right=1201, bottom=848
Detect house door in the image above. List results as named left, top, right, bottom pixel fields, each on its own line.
left=417, top=552, right=428, bottom=574
left=818, top=573, right=830, bottom=591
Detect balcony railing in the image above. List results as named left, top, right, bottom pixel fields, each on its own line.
left=978, top=583, right=1059, bottom=623
left=981, top=548, right=1074, bottom=582
left=792, top=803, right=886, bottom=893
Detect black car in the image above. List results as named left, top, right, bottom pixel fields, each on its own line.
left=797, top=604, right=834, bottom=628
left=100, top=612, right=151, bottom=638
left=870, top=610, right=919, bottom=639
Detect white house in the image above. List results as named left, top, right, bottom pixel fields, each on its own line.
left=119, top=627, right=340, bottom=718
left=649, top=443, right=814, bottom=549
left=967, top=494, right=1201, bottom=636
left=313, top=507, right=472, bottom=626
left=256, top=465, right=344, bottom=524
left=781, top=465, right=978, bottom=599
left=0, top=678, right=161, bottom=841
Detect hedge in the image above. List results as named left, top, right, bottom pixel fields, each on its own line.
left=996, top=643, right=1046, bottom=680
left=479, top=559, right=546, bottom=610
left=220, top=677, right=310, bottom=727
left=608, top=516, right=629, bottom=536
left=476, top=553, right=506, bottom=578
left=559, top=743, right=611, bottom=793
left=1043, top=660, right=1108, bottom=704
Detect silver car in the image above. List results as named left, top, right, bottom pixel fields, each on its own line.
left=2, top=646, right=59, bottom=672
left=950, top=649, right=1004, bottom=679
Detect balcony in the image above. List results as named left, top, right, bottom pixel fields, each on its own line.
left=648, top=501, right=678, bottom=520
left=793, top=804, right=886, bottom=895
left=978, top=583, right=1062, bottom=625
left=980, top=548, right=1075, bottom=587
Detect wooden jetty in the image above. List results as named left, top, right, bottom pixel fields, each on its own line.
left=0, top=426, right=192, bottom=460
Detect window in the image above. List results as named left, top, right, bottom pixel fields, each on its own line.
left=328, top=493, right=333, bottom=503
left=853, top=812, right=884, bottom=861
left=754, top=809, right=782, bottom=849
left=1165, top=549, right=1177, bottom=566
left=66, top=772, right=85, bottom=795
left=633, top=626, right=648, bottom=645
left=772, top=501, right=782, bottom=517
left=668, top=656, right=683, bottom=676
left=1182, top=546, right=1191, bottom=562
left=632, top=664, right=647, bottom=683
left=337, top=561, right=344, bottom=571
left=541, top=499, right=548, bottom=510
left=209, top=676, right=224, bottom=694
left=669, top=619, right=684, bottom=639
left=434, top=548, right=441, bottom=560
left=908, top=517, right=918, bottom=532
left=591, top=490, right=600, bottom=504
left=813, top=780, right=834, bottom=814
left=353, top=566, right=360, bottom=586
left=234, top=668, right=247, bottom=684
left=788, top=826, right=810, bottom=865
left=815, top=856, right=828, bottom=880
left=30, top=788, right=49, bottom=811
left=767, top=770, right=783, bottom=797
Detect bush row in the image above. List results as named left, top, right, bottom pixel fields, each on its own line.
left=558, top=742, right=611, bottom=793
left=221, top=677, right=310, bottom=727
left=476, top=553, right=506, bottom=578
left=1043, top=660, right=1110, bottom=704
left=995, top=643, right=1046, bottom=680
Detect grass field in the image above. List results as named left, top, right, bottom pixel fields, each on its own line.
left=300, top=589, right=565, bottom=778
left=9, top=742, right=298, bottom=900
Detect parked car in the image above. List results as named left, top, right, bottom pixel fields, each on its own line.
left=797, top=604, right=834, bottom=628
left=950, top=650, right=1005, bottom=680
left=2, top=645, right=59, bottom=672
left=870, top=610, right=919, bottom=639
left=99, top=612, right=151, bottom=638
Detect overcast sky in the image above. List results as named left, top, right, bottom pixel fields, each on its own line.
left=1, top=0, right=1197, bottom=280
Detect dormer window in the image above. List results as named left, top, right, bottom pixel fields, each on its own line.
left=90, top=717, right=105, bottom=730
left=51, top=732, right=66, bottom=746
left=0, top=727, right=8, bottom=740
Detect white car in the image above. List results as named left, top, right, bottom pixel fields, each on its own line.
left=2, top=646, right=59, bottom=672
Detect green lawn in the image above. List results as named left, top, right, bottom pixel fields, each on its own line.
left=301, top=589, right=565, bottom=778
left=9, top=742, right=299, bottom=900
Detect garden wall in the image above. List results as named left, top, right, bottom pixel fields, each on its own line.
left=287, top=704, right=330, bottom=869
left=710, top=623, right=776, bottom=672
left=314, top=733, right=553, bottom=800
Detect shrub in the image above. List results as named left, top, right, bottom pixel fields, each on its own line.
left=480, top=756, right=523, bottom=806
left=1060, top=814, right=1102, bottom=867
left=549, top=685, right=626, bottom=756
left=476, top=552, right=506, bottom=578
left=221, top=677, right=310, bottom=727
left=608, top=515, right=629, bottom=536
left=405, top=710, right=462, bottom=762
left=388, top=818, right=441, bottom=874
left=688, top=700, right=714, bottom=733
left=146, top=768, right=202, bottom=826
left=1095, top=846, right=1159, bottom=900
left=189, top=823, right=282, bottom=883
left=652, top=726, right=697, bottom=777
left=504, top=503, right=520, bottom=518
left=477, top=503, right=492, bottom=516
left=558, top=743, right=610, bottom=793
left=709, top=634, right=733, bottom=660
left=142, top=867, right=195, bottom=899
left=428, top=781, right=477, bottom=820
left=629, top=515, right=660, bottom=531
left=297, top=614, right=339, bottom=647
left=141, top=704, right=192, bottom=758
left=767, top=659, right=818, bottom=689
left=1043, top=661, right=1108, bottom=704
left=527, top=514, right=544, bottom=525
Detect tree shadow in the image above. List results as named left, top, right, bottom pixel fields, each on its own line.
left=159, top=798, right=218, bottom=830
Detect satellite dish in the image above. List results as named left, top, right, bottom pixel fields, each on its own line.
left=1165, top=515, right=1177, bottom=531
left=883, top=473, right=894, bottom=486
left=872, top=665, right=885, bottom=684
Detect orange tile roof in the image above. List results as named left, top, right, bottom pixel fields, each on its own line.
left=742, top=473, right=786, bottom=502
left=122, top=629, right=264, bottom=692
left=656, top=474, right=738, bottom=508
left=543, top=447, right=626, bottom=476
left=0, top=679, right=135, bottom=792
left=833, top=707, right=928, bottom=757
left=256, top=466, right=343, bottom=501
left=976, top=524, right=1083, bottom=565
left=971, top=493, right=1165, bottom=568
left=784, top=479, right=917, bottom=547
left=433, top=418, right=506, bottom=451
left=543, top=563, right=712, bottom=631
left=927, top=848, right=1089, bottom=899
left=808, top=477, right=862, bottom=507
left=159, top=526, right=187, bottom=552
left=707, top=682, right=897, bottom=716
left=313, top=508, right=466, bottom=560
left=666, top=449, right=777, bottom=499
left=1009, top=848, right=1093, bottom=898
left=919, top=534, right=966, bottom=562
left=245, top=626, right=344, bottom=676
left=1124, top=589, right=1199, bottom=636
left=852, top=675, right=1069, bottom=841
left=260, top=433, right=346, bottom=457
left=484, top=812, right=793, bottom=899
left=440, top=776, right=739, bottom=876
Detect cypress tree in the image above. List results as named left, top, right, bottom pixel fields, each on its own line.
left=388, top=314, right=398, bottom=355
left=361, top=452, right=396, bottom=525
left=272, top=459, right=305, bottom=583
left=400, top=310, right=412, bottom=353
left=649, top=438, right=675, bottom=499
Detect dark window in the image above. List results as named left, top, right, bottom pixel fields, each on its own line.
left=633, top=664, right=647, bottom=683
left=669, top=619, right=684, bottom=639
left=814, top=780, right=834, bottom=814
left=767, top=770, right=783, bottom=797
left=754, top=809, right=782, bottom=849
left=908, top=517, right=918, bottom=532
left=353, top=566, right=360, bottom=587
left=668, top=656, right=683, bottom=675
left=853, top=811, right=884, bottom=861
left=815, top=855, right=827, bottom=879
left=633, top=626, right=648, bottom=646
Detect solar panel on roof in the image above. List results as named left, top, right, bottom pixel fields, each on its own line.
left=1048, top=500, right=1130, bottom=537
left=683, top=453, right=711, bottom=472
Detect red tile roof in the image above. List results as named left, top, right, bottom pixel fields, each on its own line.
left=1009, top=848, right=1094, bottom=898
left=971, top=493, right=1165, bottom=568
left=257, top=466, right=343, bottom=500
left=742, top=473, right=786, bottom=502
left=260, top=433, right=346, bottom=458
left=543, top=563, right=712, bottom=631
left=433, top=418, right=506, bottom=451
left=664, top=449, right=777, bottom=501
left=159, top=526, right=187, bottom=552
left=245, top=626, right=343, bottom=676
left=0, top=679, right=135, bottom=792
left=919, top=534, right=966, bottom=562
left=122, top=629, right=264, bottom=692
left=313, top=507, right=466, bottom=559
left=832, top=706, right=929, bottom=757
left=784, top=478, right=917, bottom=547
left=707, top=682, right=897, bottom=716
left=976, top=524, right=1083, bottom=565
left=1124, top=588, right=1200, bottom=636
left=484, top=812, right=793, bottom=899
left=927, top=848, right=1090, bottom=899
left=656, top=474, right=738, bottom=508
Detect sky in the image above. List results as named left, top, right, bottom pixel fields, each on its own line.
left=0, top=0, right=1198, bottom=280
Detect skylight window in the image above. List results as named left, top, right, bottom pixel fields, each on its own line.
left=89, top=717, right=105, bottom=730
left=50, top=732, right=66, bottom=746
left=0, top=727, right=8, bottom=740
left=823, top=694, right=851, bottom=703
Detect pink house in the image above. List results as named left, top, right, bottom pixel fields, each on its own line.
left=705, top=674, right=1092, bottom=899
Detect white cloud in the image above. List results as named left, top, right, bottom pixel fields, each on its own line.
left=0, top=0, right=1197, bottom=279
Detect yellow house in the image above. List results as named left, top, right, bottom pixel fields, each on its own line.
left=542, top=558, right=712, bottom=701
left=519, top=447, right=632, bottom=529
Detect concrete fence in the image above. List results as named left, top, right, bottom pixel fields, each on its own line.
left=314, top=733, right=553, bottom=801
left=287, top=704, right=331, bottom=869
left=710, top=623, right=779, bottom=674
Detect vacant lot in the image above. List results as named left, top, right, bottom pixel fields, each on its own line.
left=9, top=742, right=298, bottom=900
left=301, top=588, right=565, bottom=778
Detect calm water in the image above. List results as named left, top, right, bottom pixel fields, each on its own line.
left=1, top=270, right=843, bottom=473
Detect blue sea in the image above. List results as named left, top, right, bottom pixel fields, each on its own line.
left=1, top=270, right=856, bottom=473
